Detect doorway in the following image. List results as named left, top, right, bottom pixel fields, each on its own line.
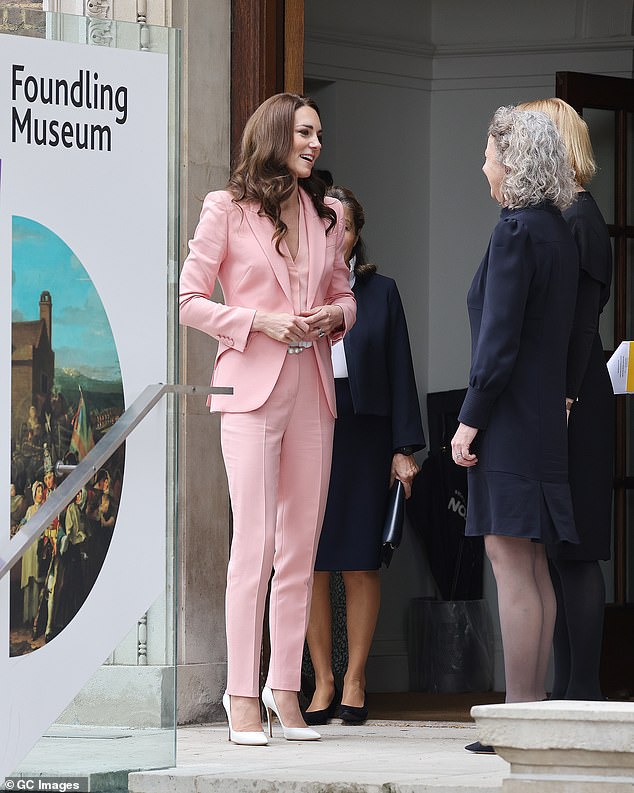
left=558, top=71, right=634, bottom=697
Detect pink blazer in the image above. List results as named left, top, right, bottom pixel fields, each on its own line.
left=179, top=188, right=356, bottom=415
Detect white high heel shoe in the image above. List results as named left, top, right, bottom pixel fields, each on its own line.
left=222, top=692, right=268, bottom=746
left=262, top=686, right=321, bottom=741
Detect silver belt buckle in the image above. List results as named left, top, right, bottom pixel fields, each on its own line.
left=287, top=341, right=313, bottom=355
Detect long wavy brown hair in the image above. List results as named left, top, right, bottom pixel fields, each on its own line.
left=227, top=93, right=337, bottom=252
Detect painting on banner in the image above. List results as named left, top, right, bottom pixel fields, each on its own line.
left=10, top=215, right=125, bottom=656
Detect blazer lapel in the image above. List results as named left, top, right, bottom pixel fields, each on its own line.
left=243, top=205, right=293, bottom=302
left=302, top=189, right=327, bottom=308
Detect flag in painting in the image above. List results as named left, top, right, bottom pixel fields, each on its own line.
left=70, top=389, right=94, bottom=460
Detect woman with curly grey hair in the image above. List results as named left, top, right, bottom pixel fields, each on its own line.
left=451, top=106, right=579, bottom=751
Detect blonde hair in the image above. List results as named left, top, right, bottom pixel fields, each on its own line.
left=488, top=106, right=577, bottom=211
left=517, top=98, right=596, bottom=186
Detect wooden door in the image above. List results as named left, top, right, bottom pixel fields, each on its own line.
left=230, top=0, right=304, bottom=162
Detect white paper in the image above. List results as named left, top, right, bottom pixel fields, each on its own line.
left=607, top=340, right=633, bottom=394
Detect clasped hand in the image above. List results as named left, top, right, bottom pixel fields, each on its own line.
left=253, top=305, right=343, bottom=343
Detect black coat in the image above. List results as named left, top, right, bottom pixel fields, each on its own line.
left=314, top=272, right=425, bottom=571
left=555, top=192, right=614, bottom=560
left=344, top=272, right=425, bottom=452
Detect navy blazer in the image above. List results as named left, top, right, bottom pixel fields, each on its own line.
left=343, top=272, right=426, bottom=453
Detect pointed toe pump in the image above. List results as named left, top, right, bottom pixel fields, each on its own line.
left=465, top=740, right=495, bottom=754
left=222, top=692, right=268, bottom=746
left=262, top=686, right=321, bottom=741
left=303, top=696, right=337, bottom=726
left=335, top=693, right=368, bottom=724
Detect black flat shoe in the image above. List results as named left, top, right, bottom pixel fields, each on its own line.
left=465, top=741, right=495, bottom=754
left=335, top=696, right=368, bottom=724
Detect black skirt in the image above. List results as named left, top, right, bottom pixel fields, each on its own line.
left=314, top=378, right=392, bottom=571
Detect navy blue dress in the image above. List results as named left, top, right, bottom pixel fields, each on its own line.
left=458, top=203, right=579, bottom=545
left=552, top=192, right=614, bottom=561
left=314, top=272, right=425, bottom=571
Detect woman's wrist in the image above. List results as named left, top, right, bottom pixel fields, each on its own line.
left=330, top=304, right=344, bottom=329
left=251, top=310, right=269, bottom=333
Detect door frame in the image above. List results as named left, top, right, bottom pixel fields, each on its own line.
left=230, top=0, right=304, bottom=163
left=558, top=71, right=634, bottom=607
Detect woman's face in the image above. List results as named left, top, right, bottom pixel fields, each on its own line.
left=34, top=485, right=43, bottom=504
left=482, top=136, right=505, bottom=204
left=342, top=206, right=359, bottom=265
left=286, top=106, right=322, bottom=180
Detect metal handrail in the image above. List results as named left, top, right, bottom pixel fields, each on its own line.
left=1, top=383, right=230, bottom=581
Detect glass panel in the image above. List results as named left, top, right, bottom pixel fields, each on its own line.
left=584, top=108, right=615, bottom=224
left=625, top=239, right=634, bottom=485
left=598, top=236, right=615, bottom=351
left=2, top=9, right=180, bottom=789
left=14, top=593, right=176, bottom=791
left=600, top=556, right=614, bottom=604
left=625, top=490, right=634, bottom=603
left=628, top=111, right=634, bottom=226
left=627, top=398, right=634, bottom=481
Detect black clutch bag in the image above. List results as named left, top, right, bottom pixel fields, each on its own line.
left=380, top=479, right=405, bottom=568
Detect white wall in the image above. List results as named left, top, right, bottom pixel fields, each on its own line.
left=305, top=0, right=435, bottom=691
left=305, top=0, right=634, bottom=693
left=428, top=0, right=634, bottom=394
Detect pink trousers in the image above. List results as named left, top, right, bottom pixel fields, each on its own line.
left=221, top=351, right=334, bottom=696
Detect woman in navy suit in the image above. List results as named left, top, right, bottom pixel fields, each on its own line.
left=452, top=107, right=578, bottom=738
left=304, top=186, right=425, bottom=725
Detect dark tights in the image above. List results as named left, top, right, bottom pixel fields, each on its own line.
left=549, top=558, right=605, bottom=700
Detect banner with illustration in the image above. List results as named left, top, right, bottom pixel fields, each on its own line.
left=0, top=31, right=169, bottom=777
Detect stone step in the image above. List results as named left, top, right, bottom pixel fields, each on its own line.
left=129, top=721, right=508, bottom=793
left=473, top=700, right=634, bottom=792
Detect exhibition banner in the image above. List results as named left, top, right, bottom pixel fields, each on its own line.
left=0, top=30, right=170, bottom=777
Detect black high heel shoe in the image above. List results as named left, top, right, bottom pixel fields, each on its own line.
left=335, top=694, right=368, bottom=724
left=303, top=692, right=338, bottom=726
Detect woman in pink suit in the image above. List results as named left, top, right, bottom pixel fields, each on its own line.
left=179, top=93, right=356, bottom=745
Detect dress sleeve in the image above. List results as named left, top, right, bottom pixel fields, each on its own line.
left=566, top=268, right=602, bottom=399
left=458, top=217, right=534, bottom=430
